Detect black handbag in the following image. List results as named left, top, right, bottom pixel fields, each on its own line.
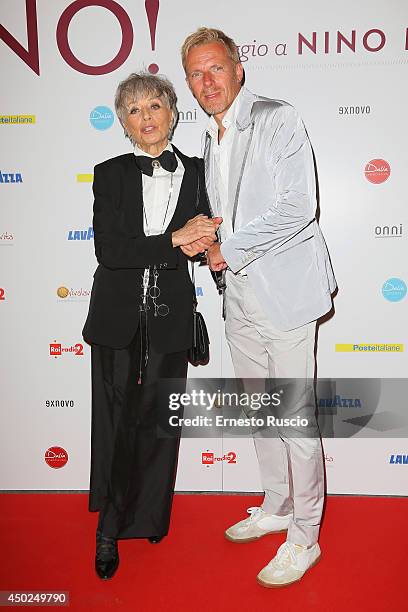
left=188, top=262, right=210, bottom=366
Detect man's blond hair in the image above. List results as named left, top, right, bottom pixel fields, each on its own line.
left=181, top=27, right=240, bottom=71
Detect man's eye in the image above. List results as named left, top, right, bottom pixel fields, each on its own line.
left=213, top=65, right=223, bottom=72
left=190, top=72, right=202, bottom=79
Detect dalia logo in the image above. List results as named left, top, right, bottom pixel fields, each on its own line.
left=382, top=278, right=407, bottom=302
left=90, top=106, right=114, bottom=130
left=45, top=446, right=68, bottom=469
left=364, top=159, right=390, bottom=184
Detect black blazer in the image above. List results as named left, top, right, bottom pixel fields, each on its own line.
left=82, top=146, right=210, bottom=352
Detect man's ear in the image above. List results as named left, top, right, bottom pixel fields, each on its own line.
left=235, top=62, right=244, bottom=85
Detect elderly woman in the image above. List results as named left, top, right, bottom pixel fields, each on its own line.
left=83, top=71, right=220, bottom=580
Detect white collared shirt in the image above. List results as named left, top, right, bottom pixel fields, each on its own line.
left=134, top=142, right=184, bottom=236
left=206, top=88, right=243, bottom=242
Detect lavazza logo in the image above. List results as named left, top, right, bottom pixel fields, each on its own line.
left=49, top=341, right=84, bottom=358
left=318, top=395, right=362, bottom=408
left=202, top=451, right=237, bottom=466
left=68, top=227, right=94, bottom=241
left=389, top=453, right=408, bottom=465
left=0, top=170, right=23, bottom=183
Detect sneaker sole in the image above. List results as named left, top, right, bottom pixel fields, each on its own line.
left=256, top=554, right=321, bottom=588
left=224, top=529, right=288, bottom=543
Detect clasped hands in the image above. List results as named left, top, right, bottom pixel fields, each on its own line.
left=171, top=214, right=228, bottom=272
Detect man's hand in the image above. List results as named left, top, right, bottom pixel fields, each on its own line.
left=179, top=217, right=223, bottom=257
left=180, top=236, right=214, bottom=257
left=207, top=242, right=228, bottom=271
left=172, top=215, right=221, bottom=248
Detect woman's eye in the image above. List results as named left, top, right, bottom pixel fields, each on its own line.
left=151, top=103, right=161, bottom=110
left=129, top=107, right=139, bottom=114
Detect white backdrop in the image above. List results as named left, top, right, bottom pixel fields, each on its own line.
left=1, top=0, right=407, bottom=495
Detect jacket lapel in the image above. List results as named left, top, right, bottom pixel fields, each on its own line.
left=165, top=146, right=197, bottom=232
left=125, top=154, right=144, bottom=232
left=228, top=89, right=258, bottom=226
left=202, top=133, right=218, bottom=217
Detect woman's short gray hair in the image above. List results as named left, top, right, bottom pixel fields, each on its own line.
left=114, top=71, right=178, bottom=142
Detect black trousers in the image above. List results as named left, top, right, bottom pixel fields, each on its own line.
left=89, top=330, right=188, bottom=539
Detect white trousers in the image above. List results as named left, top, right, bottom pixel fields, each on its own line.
left=225, top=272, right=324, bottom=547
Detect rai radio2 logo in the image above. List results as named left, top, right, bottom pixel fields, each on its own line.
left=49, top=341, right=84, bottom=358
left=202, top=451, right=237, bottom=466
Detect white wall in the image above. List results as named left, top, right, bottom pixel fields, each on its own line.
left=1, top=0, right=407, bottom=494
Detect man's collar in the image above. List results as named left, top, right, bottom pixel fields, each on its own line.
left=235, top=87, right=258, bottom=131
left=206, top=87, right=258, bottom=137
left=206, top=87, right=245, bottom=138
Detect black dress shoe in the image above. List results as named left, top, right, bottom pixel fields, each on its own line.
left=95, top=531, right=119, bottom=580
left=148, top=535, right=164, bottom=544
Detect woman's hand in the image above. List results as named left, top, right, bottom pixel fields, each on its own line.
left=180, top=236, right=214, bottom=257
left=172, top=215, right=222, bottom=248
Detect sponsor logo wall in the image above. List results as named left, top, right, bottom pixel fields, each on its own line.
left=0, top=0, right=407, bottom=495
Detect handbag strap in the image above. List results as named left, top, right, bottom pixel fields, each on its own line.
left=190, top=258, right=198, bottom=309
left=190, top=157, right=204, bottom=309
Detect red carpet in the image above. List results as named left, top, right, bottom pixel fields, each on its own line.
left=0, top=494, right=405, bottom=611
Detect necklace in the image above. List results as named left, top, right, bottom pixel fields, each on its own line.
left=139, top=170, right=173, bottom=316
left=142, top=172, right=174, bottom=236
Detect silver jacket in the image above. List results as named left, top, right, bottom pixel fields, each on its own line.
left=204, top=87, right=337, bottom=331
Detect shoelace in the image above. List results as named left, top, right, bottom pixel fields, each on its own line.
left=244, top=506, right=264, bottom=524
left=273, top=542, right=298, bottom=568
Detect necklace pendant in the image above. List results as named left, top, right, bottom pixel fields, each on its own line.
left=152, top=159, right=161, bottom=170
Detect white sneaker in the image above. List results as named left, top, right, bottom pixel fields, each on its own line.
left=225, top=507, right=291, bottom=543
left=257, top=541, right=321, bottom=587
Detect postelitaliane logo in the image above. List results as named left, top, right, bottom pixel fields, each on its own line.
left=335, top=344, right=403, bottom=352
